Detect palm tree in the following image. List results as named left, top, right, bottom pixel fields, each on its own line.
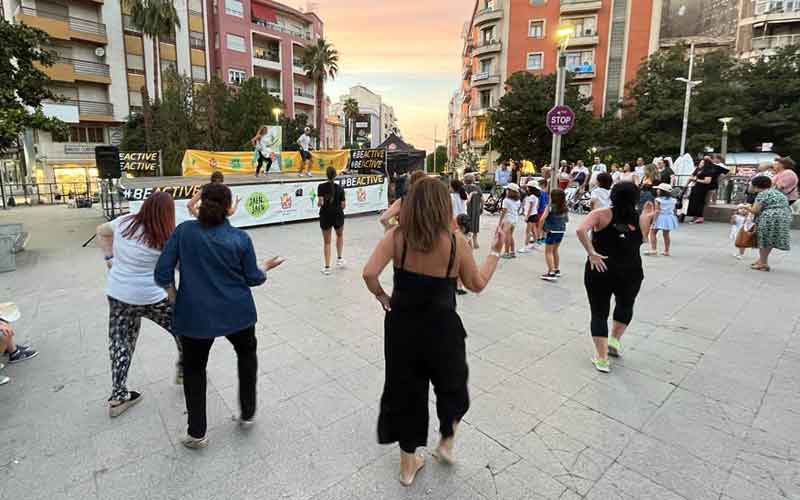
left=342, top=97, right=359, bottom=146
left=129, top=0, right=181, bottom=98
left=301, top=38, right=338, bottom=148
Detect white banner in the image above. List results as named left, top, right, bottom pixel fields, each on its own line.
left=129, top=175, right=388, bottom=228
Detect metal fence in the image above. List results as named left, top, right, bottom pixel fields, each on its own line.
left=0, top=181, right=99, bottom=208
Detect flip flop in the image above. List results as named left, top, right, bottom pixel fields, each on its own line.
left=399, top=455, right=425, bottom=487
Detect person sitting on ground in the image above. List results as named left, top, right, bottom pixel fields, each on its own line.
left=0, top=303, right=38, bottom=386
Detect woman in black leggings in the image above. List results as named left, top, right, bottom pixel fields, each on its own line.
left=575, top=182, right=655, bottom=373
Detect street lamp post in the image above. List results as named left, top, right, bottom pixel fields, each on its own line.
left=676, top=43, right=702, bottom=157
left=549, top=27, right=573, bottom=193
left=272, top=107, right=282, bottom=124
left=719, top=117, right=733, bottom=159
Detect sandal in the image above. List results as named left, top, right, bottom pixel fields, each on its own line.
left=399, top=454, right=425, bottom=487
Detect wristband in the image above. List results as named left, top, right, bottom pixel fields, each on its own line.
left=104, top=255, right=114, bottom=261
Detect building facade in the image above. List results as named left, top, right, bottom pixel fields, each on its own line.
left=453, top=0, right=658, bottom=164
left=656, top=0, right=738, bottom=52
left=2, top=0, right=324, bottom=184
left=330, top=85, right=401, bottom=149
left=736, top=0, right=800, bottom=59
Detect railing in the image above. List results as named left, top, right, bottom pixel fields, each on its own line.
left=293, top=56, right=304, bottom=68
left=188, top=8, right=202, bottom=16
left=755, top=0, right=800, bottom=15
left=560, top=0, right=601, bottom=4
left=254, top=50, right=280, bottom=62
left=63, top=99, right=114, bottom=116
left=472, top=72, right=499, bottom=82
left=257, top=79, right=280, bottom=94
left=251, top=18, right=312, bottom=40
left=127, top=67, right=145, bottom=75
left=19, top=6, right=106, bottom=36
left=0, top=182, right=99, bottom=207
left=159, top=32, right=176, bottom=44
left=58, top=57, right=110, bottom=77
left=752, top=33, right=800, bottom=49
left=122, top=15, right=140, bottom=32
left=566, top=62, right=595, bottom=74
left=189, top=37, right=206, bottom=49
left=294, top=87, right=315, bottom=98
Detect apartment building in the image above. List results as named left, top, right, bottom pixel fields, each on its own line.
left=454, top=0, right=658, bottom=160
left=330, top=85, right=402, bottom=148
left=656, top=0, right=738, bottom=52
left=2, top=0, right=324, bottom=184
left=737, top=0, right=800, bottom=59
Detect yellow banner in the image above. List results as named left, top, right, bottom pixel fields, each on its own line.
left=181, top=149, right=351, bottom=177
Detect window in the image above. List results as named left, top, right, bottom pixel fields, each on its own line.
left=160, top=59, right=177, bottom=74
left=189, top=0, right=203, bottom=13
left=526, top=52, right=544, bottom=70
left=529, top=20, right=544, bottom=38
left=564, top=16, right=596, bottom=37
left=479, top=89, right=492, bottom=109
left=565, top=50, right=594, bottom=73
left=226, top=33, right=246, bottom=52
left=191, top=65, right=206, bottom=81
left=483, top=0, right=496, bottom=8
left=481, top=26, right=495, bottom=43
left=480, top=58, right=492, bottom=74
left=224, top=0, right=243, bottom=17
left=129, top=90, right=143, bottom=107
left=189, top=31, right=205, bottom=49
left=530, top=0, right=545, bottom=4
left=214, top=33, right=220, bottom=49
left=126, top=53, right=144, bottom=73
left=228, top=68, right=246, bottom=85
left=575, top=83, right=592, bottom=99
left=54, top=125, right=105, bottom=143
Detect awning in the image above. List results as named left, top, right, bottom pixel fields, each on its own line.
left=251, top=3, right=277, bottom=22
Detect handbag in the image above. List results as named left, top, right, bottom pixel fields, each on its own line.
left=735, top=225, right=757, bottom=248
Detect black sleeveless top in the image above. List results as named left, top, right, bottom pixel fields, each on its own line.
left=590, top=211, right=644, bottom=273
left=391, top=233, right=457, bottom=312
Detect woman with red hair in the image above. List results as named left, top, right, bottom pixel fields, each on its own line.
left=96, top=192, right=182, bottom=417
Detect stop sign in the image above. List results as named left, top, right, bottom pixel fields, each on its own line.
left=546, top=105, right=576, bottom=135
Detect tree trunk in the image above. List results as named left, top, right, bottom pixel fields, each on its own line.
left=142, top=84, right=152, bottom=150
left=316, top=78, right=323, bottom=149
left=153, top=37, right=160, bottom=100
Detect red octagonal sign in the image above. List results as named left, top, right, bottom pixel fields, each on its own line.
left=546, top=105, right=576, bottom=135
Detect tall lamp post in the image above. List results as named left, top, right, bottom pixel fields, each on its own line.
left=676, top=43, right=702, bottom=157
left=549, top=26, right=574, bottom=192
left=272, top=107, right=282, bottom=124
left=718, top=117, right=733, bottom=159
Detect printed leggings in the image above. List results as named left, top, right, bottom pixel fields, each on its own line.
left=107, top=296, right=182, bottom=401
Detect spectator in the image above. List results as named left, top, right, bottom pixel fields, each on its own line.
left=463, top=174, right=483, bottom=249
left=747, top=176, right=792, bottom=271
left=591, top=173, right=613, bottom=210
left=494, top=163, right=511, bottom=188
left=620, top=162, right=637, bottom=183
left=657, top=158, right=675, bottom=185
left=686, top=156, right=728, bottom=223
left=772, top=157, right=798, bottom=206
left=0, top=303, right=38, bottom=386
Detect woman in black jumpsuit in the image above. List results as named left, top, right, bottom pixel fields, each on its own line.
left=362, top=177, right=503, bottom=487
left=576, top=182, right=654, bottom=373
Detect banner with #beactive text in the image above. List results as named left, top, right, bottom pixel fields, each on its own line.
left=181, top=149, right=350, bottom=177
left=126, top=174, right=388, bottom=228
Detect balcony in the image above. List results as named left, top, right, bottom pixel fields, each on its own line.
left=472, top=39, right=502, bottom=57
left=462, top=64, right=473, bottom=80
left=293, top=56, right=306, bottom=75
left=253, top=49, right=281, bottom=70
left=62, top=99, right=114, bottom=121
left=16, top=6, right=107, bottom=44
left=256, top=78, right=281, bottom=98
left=568, top=30, right=600, bottom=46
left=566, top=62, right=595, bottom=79
left=472, top=72, right=501, bottom=86
left=293, top=87, right=315, bottom=105
left=189, top=37, right=206, bottom=49
left=47, top=57, right=111, bottom=84
left=754, top=0, right=800, bottom=16
left=474, top=6, right=503, bottom=25
left=252, top=18, right=312, bottom=41
left=560, top=0, right=602, bottom=14
left=470, top=105, right=491, bottom=117
left=752, top=33, right=800, bottom=50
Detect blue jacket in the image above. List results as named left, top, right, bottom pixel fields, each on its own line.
left=154, top=220, right=266, bottom=338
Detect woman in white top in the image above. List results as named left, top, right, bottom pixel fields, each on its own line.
left=250, top=126, right=276, bottom=177
left=449, top=179, right=468, bottom=218
left=498, top=183, right=522, bottom=258
left=96, top=192, right=183, bottom=417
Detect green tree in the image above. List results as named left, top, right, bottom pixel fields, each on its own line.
left=301, top=38, right=339, bottom=145
left=193, top=76, right=231, bottom=151
left=342, top=97, right=359, bottom=145
left=220, top=78, right=283, bottom=150
left=0, top=20, right=65, bottom=152
left=426, top=145, right=448, bottom=173
left=280, top=114, right=318, bottom=152
left=488, top=72, right=598, bottom=166
left=128, top=0, right=180, bottom=96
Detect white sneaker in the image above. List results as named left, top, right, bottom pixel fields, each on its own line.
left=734, top=254, right=743, bottom=260
left=321, top=266, right=332, bottom=275
left=518, top=248, right=530, bottom=254
left=306, top=172, right=313, bottom=177
left=336, top=258, right=346, bottom=268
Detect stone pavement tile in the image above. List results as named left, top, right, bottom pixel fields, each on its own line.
left=768, top=356, right=800, bottom=396
left=570, top=375, right=669, bottom=431
left=214, top=372, right=286, bottom=413
left=335, top=362, right=384, bottom=405
left=267, top=357, right=331, bottom=400
left=611, top=346, right=695, bottom=385
left=618, top=433, right=730, bottom=500
left=347, top=334, right=383, bottom=364
left=447, top=422, right=522, bottom=480
left=509, top=422, right=614, bottom=496
left=679, top=365, right=768, bottom=411
left=543, top=400, right=638, bottom=459
left=462, top=392, right=540, bottom=449
left=626, top=335, right=704, bottom=368
left=467, top=355, right=514, bottom=392
left=33, top=479, right=98, bottom=500
left=727, top=429, right=800, bottom=499
left=289, top=332, right=345, bottom=360
left=311, top=347, right=371, bottom=379
left=518, top=338, right=597, bottom=399
left=91, top=406, right=173, bottom=471
left=751, top=392, right=800, bottom=444
left=152, top=379, right=234, bottom=445
left=257, top=342, right=305, bottom=374
left=292, top=379, right=365, bottom=430
left=645, top=326, right=717, bottom=354
left=471, top=333, right=558, bottom=373
left=174, top=461, right=274, bottom=500
left=467, top=458, right=570, bottom=500
left=723, top=471, right=791, bottom=500
left=584, top=462, right=685, bottom=500
left=489, top=375, right=567, bottom=421
left=642, top=388, right=756, bottom=471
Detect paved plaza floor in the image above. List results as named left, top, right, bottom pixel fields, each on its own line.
left=1, top=205, right=799, bottom=500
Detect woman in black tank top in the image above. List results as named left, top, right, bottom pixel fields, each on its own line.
left=575, top=182, right=655, bottom=373
left=362, top=177, right=504, bottom=487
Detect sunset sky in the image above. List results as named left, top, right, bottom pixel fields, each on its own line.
left=307, top=0, right=473, bottom=152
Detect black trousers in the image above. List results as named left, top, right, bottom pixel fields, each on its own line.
left=584, top=265, right=643, bottom=338
left=378, top=309, right=469, bottom=453
left=181, top=326, right=257, bottom=438
left=256, top=152, right=272, bottom=175
left=687, top=184, right=712, bottom=217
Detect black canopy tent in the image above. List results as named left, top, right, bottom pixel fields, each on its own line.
left=378, top=134, right=426, bottom=177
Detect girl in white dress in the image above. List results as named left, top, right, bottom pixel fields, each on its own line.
left=646, top=183, right=679, bottom=256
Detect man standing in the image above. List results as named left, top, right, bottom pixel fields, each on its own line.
left=590, top=156, right=607, bottom=187
left=297, top=127, right=313, bottom=177
left=635, top=157, right=645, bottom=177
left=494, top=162, right=511, bottom=188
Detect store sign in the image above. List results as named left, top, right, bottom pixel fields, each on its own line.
left=64, top=144, right=95, bottom=155
left=125, top=176, right=388, bottom=228
left=120, top=151, right=160, bottom=176
left=347, top=149, right=386, bottom=174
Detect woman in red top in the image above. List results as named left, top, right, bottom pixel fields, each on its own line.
left=772, top=157, right=798, bottom=206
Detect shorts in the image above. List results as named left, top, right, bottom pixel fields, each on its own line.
left=545, top=232, right=564, bottom=245
left=527, top=214, right=539, bottom=224
left=320, top=211, right=344, bottom=230
left=300, top=150, right=312, bottom=162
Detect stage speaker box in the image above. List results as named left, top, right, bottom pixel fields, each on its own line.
left=95, top=145, right=121, bottom=179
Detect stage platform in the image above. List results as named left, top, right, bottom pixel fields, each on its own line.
left=120, top=172, right=328, bottom=190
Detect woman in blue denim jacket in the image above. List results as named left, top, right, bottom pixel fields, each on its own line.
left=155, top=183, right=284, bottom=449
